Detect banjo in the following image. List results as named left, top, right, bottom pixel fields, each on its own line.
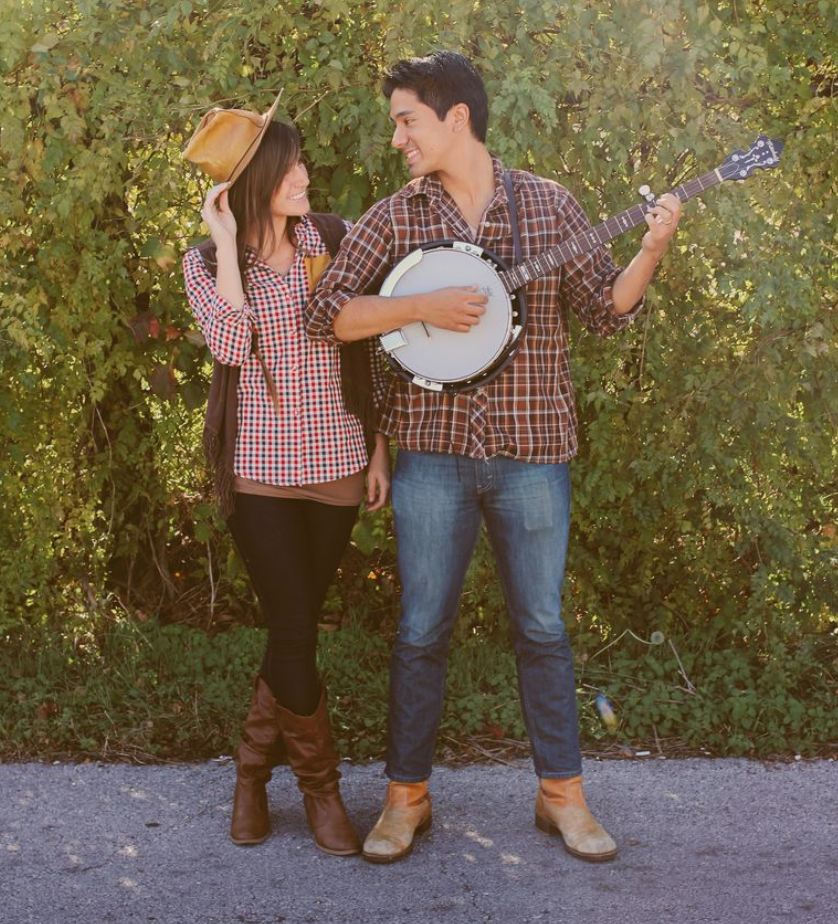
left=378, top=135, right=784, bottom=393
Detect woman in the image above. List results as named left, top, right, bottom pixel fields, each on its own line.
left=182, top=94, right=389, bottom=856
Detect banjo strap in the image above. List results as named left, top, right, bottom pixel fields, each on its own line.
left=503, top=171, right=523, bottom=265
left=503, top=170, right=528, bottom=337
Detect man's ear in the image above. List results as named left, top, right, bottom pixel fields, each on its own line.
left=449, top=102, right=471, bottom=134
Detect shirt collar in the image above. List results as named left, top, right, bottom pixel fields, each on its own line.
left=294, top=214, right=320, bottom=252
left=397, top=154, right=509, bottom=205
left=243, top=215, right=319, bottom=263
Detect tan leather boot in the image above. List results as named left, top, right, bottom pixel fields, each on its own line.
left=276, top=689, right=361, bottom=856
left=230, top=677, right=283, bottom=846
left=535, top=776, right=617, bottom=862
left=362, top=781, right=432, bottom=864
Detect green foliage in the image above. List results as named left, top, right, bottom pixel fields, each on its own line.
left=2, top=616, right=835, bottom=761
left=1, top=1, right=836, bottom=756
left=0, top=620, right=263, bottom=761
left=574, top=626, right=838, bottom=756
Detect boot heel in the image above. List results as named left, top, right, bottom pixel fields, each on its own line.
left=230, top=831, right=269, bottom=846
left=535, top=812, right=560, bottom=836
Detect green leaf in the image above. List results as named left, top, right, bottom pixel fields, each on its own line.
left=31, top=34, right=60, bottom=53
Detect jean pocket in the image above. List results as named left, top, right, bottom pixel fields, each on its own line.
left=523, top=493, right=555, bottom=531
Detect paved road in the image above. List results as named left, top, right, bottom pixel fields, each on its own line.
left=1, top=758, right=835, bottom=924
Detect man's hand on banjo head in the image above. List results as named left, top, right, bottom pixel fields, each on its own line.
left=415, top=285, right=488, bottom=333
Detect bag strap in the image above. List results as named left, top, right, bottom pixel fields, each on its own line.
left=308, top=212, right=347, bottom=257
left=308, top=212, right=378, bottom=455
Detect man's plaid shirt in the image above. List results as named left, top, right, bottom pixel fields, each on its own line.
left=306, top=157, right=643, bottom=463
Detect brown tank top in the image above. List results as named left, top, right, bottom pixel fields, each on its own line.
left=233, top=469, right=365, bottom=506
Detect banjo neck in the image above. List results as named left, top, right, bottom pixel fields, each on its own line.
left=497, top=134, right=783, bottom=292
left=498, top=169, right=721, bottom=292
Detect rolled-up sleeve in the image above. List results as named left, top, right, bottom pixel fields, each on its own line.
left=558, top=192, right=644, bottom=338
left=305, top=200, right=394, bottom=345
left=182, top=248, right=255, bottom=365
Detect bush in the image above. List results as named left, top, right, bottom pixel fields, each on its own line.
left=1, top=1, right=835, bottom=756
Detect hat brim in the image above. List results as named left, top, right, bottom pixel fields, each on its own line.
left=225, top=89, right=285, bottom=186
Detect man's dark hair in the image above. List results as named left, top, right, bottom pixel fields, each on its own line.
left=383, top=51, right=489, bottom=143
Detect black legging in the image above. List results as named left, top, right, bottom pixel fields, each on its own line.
left=227, top=492, right=358, bottom=716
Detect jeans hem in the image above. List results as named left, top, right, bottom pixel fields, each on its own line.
left=536, top=768, right=584, bottom=780
left=385, top=769, right=432, bottom=784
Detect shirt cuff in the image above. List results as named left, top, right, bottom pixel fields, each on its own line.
left=603, top=283, right=645, bottom=333
left=205, top=294, right=256, bottom=365
left=306, top=290, right=354, bottom=346
left=213, top=292, right=255, bottom=324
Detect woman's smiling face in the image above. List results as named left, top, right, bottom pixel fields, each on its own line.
left=272, top=158, right=310, bottom=217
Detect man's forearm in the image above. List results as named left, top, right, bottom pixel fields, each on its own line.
left=332, top=294, right=422, bottom=342
left=332, top=286, right=488, bottom=342
left=611, top=246, right=664, bottom=315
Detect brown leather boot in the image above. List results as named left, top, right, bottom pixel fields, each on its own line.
left=535, top=776, right=617, bottom=862
left=276, top=689, right=361, bottom=856
left=229, top=677, right=282, bottom=846
left=362, top=781, right=432, bottom=864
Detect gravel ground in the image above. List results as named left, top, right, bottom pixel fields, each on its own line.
left=1, top=758, right=835, bottom=924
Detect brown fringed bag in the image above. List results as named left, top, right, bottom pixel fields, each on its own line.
left=195, top=214, right=376, bottom=518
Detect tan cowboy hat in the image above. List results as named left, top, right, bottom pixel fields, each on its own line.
left=183, top=89, right=284, bottom=185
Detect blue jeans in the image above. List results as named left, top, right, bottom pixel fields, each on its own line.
left=386, top=451, right=582, bottom=781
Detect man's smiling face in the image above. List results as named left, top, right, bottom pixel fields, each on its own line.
left=389, top=88, right=459, bottom=178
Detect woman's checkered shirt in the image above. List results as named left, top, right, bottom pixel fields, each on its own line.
left=183, top=215, right=373, bottom=486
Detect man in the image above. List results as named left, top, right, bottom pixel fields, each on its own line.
left=306, top=51, right=681, bottom=864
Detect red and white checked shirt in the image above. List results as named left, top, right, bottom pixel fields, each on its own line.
left=183, top=216, right=371, bottom=485
left=306, top=157, right=644, bottom=463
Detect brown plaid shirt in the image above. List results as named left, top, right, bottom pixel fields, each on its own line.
left=306, top=157, right=643, bottom=462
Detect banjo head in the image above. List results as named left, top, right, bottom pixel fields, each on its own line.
left=379, top=242, right=516, bottom=389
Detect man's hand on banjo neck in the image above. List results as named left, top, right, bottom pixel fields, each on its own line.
left=611, top=191, right=682, bottom=314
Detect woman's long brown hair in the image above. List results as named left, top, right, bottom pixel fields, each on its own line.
left=227, top=121, right=301, bottom=284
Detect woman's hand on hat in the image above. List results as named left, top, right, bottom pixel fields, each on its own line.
left=201, top=182, right=237, bottom=246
